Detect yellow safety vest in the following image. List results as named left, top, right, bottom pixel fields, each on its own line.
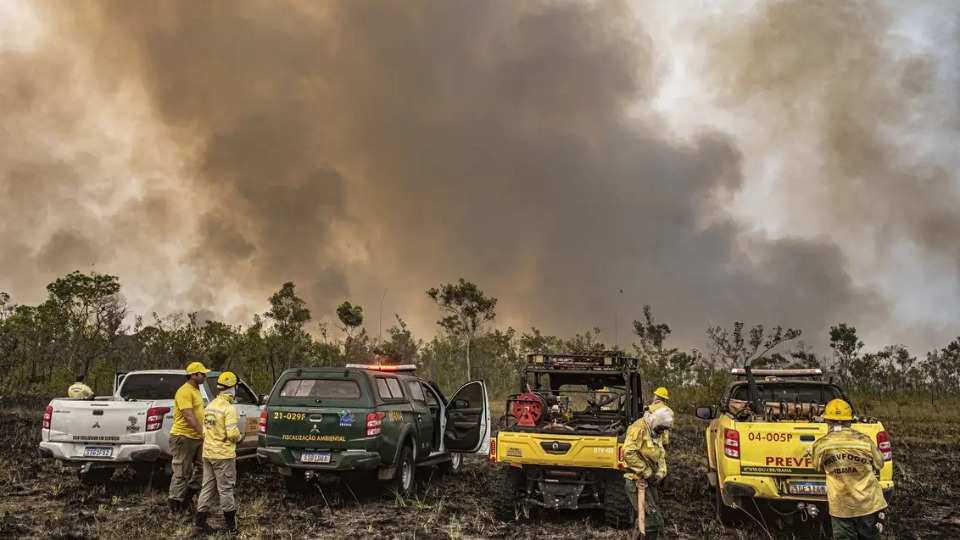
left=812, top=427, right=887, bottom=518
left=202, top=394, right=243, bottom=460
left=623, top=417, right=667, bottom=481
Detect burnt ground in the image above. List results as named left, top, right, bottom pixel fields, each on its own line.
left=0, top=403, right=958, bottom=540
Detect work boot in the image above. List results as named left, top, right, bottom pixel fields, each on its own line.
left=168, top=498, right=184, bottom=514
left=223, top=510, right=238, bottom=536
left=192, top=511, right=214, bottom=537
left=182, top=488, right=197, bottom=511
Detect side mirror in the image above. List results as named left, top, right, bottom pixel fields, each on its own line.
left=695, top=406, right=715, bottom=420
left=451, top=399, right=469, bottom=409
left=258, top=394, right=269, bottom=406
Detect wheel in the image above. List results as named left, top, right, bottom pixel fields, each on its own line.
left=284, top=469, right=310, bottom=494
left=78, top=467, right=113, bottom=486
left=386, top=445, right=416, bottom=497
left=441, top=453, right=463, bottom=476
left=715, top=485, right=743, bottom=526
left=604, top=475, right=636, bottom=530
left=492, top=465, right=525, bottom=522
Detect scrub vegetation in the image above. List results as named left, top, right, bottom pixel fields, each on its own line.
left=1, top=270, right=959, bottom=538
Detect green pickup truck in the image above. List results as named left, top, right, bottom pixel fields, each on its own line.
left=257, top=364, right=492, bottom=495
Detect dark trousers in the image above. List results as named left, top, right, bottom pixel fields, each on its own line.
left=832, top=512, right=879, bottom=540
left=624, top=478, right=665, bottom=532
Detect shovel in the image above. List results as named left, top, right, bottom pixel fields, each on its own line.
left=634, top=478, right=646, bottom=540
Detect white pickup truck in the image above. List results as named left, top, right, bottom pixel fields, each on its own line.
left=39, top=369, right=265, bottom=485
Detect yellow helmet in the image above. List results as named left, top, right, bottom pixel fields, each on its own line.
left=654, top=387, right=669, bottom=400
left=823, top=399, right=854, bottom=421
left=186, top=361, right=211, bottom=375
left=217, top=371, right=238, bottom=388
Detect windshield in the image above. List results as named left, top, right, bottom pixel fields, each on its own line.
left=119, top=373, right=185, bottom=400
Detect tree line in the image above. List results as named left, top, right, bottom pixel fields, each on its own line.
left=0, top=270, right=957, bottom=402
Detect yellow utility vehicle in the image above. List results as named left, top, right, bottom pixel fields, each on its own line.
left=490, top=353, right=643, bottom=529
left=696, top=368, right=894, bottom=524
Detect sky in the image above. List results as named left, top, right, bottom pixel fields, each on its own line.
left=0, top=0, right=957, bottom=354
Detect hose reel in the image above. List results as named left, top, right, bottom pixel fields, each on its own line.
left=511, top=392, right=545, bottom=427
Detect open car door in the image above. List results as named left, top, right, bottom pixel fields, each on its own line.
left=113, top=372, right=128, bottom=397
left=443, top=380, right=491, bottom=454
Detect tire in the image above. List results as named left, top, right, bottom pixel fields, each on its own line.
left=715, top=485, right=743, bottom=526
left=492, top=465, right=525, bottom=522
left=604, top=475, right=636, bottom=530
left=441, top=453, right=463, bottom=476
left=387, top=445, right=416, bottom=497
left=284, top=469, right=310, bottom=494
left=78, top=467, right=113, bottom=486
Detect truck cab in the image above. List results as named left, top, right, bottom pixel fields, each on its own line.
left=696, top=368, right=894, bottom=524
left=256, top=364, right=491, bottom=496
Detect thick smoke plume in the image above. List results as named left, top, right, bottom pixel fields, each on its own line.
left=0, top=0, right=955, bottom=351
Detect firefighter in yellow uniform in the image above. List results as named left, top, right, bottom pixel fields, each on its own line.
left=193, top=372, right=244, bottom=537
left=67, top=375, right=94, bottom=398
left=644, top=387, right=671, bottom=446
left=812, top=399, right=887, bottom=540
left=623, top=407, right=673, bottom=540
left=169, top=361, right=210, bottom=514
left=595, top=386, right=619, bottom=411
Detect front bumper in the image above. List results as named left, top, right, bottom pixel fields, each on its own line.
left=257, top=447, right=381, bottom=471
left=38, top=441, right=161, bottom=467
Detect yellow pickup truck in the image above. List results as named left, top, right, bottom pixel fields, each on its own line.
left=695, top=368, right=894, bottom=524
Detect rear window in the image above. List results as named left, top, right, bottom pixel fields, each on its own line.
left=375, top=377, right=405, bottom=400
left=730, top=384, right=842, bottom=403
left=280, top=379, right=362, bottom=399
left=119, top=374, right=185, bottom=400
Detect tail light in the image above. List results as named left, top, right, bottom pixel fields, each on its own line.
left=489, top=438, right=497, bottom=462
left=366, top=412, right=385, bottom=437
left=877, top=431, right=892, bottom=462
left=146, top=407, right=170, bottom=432
left=723, top=429, right=740, bottom=459
left=617, top=445, right=625, bottom=470
left=258, top=410, right=268, bottom=435
left=42, top=406, right=53, bottom=429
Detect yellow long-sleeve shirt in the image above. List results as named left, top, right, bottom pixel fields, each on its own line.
left=623, top=417, right=667, bottom=481
left=812, top=427, right=887, bottom=519
left=202, top=393, right=243, bottom=459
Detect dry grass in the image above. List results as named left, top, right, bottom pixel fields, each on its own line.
left=0, top=400, right=957, bottom=539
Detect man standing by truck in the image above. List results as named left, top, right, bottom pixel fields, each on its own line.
left=623, top=406, right=674, bottom=540
left=193, top=372, right=244, bottom=537
left=813, top=399, right=887, bottom=540
left=168, top=361, right=210, bottom=514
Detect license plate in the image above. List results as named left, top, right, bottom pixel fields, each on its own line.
left=83, top=446, right=114, bottom=458
left=300, top=451, right=331, bottom=464
left=788, top=482, right=827, bottom=495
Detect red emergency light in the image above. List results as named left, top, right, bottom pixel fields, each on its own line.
left=345, top=363, right=418, bottom=372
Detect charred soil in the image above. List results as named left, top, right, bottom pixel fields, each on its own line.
left=1, top=406, right=957, bottom=539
